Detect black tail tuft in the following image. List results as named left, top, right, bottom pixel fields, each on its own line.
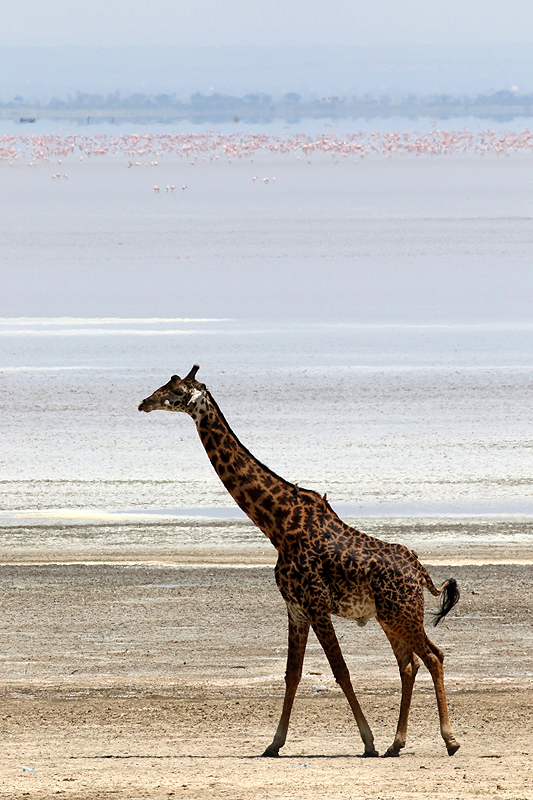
left=433, top=578, right=460, bottom=626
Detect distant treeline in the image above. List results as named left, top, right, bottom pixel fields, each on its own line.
left=2, top=90, right=533, bottom=123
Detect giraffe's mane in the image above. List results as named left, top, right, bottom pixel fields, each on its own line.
left=205, top=388, right=315, bottom=497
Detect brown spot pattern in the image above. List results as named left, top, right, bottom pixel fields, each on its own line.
left=138, top=369, right=461, bottom=759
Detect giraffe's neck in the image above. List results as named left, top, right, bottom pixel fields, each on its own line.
left=190, top=391, right=300, bottom=550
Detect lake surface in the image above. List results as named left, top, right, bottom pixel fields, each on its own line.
left=1, top=127, right=532, bottom=557
left=1, top=319, right=532, bottom=556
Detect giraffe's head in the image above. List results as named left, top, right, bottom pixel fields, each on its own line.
left=138, top=365, right=207, bottom=416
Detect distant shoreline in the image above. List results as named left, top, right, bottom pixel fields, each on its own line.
left=3, top=90, right=533, bottom=125
left=4, top=107, right=533, bottom=125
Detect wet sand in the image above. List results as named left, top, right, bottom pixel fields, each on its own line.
left=1, top=522, right=533, bottom=799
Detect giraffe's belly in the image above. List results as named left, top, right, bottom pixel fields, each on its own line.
left=331, top=592, right=376, bottom=628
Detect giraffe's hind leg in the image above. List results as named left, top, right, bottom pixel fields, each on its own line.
left=375, top=580, right=459, bottom=756
left=378, top=620, right=420, bottom=757
left=262, top=608, right=310, bottom=757
left=389, top=622, right=460, bottom=756
left=416, top=634, right=460, bottom=756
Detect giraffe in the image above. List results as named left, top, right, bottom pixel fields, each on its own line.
left=138, top=365, right=460, bottom=758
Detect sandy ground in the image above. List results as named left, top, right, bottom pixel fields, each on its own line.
left=1, top=545, right=533, bottom=799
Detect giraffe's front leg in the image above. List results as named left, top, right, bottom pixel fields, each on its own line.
left=262, top=606, right=309, bottom=757
left=312, top=614, right=379, bottom=757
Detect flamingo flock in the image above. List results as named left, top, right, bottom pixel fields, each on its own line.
left=1, top=127, right=533, bottom=167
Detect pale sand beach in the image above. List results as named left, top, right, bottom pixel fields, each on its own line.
left=1, top=518, right=532, bottom=800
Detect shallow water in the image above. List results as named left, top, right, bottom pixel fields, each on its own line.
left=1, top=141, right=532, bottom=557
left=2, top=146, right=533, bottom=321
left=1, top=318, right=532, bottom=557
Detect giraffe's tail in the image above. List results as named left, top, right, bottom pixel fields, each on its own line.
left=420, top=566, right=460, bottom=626
left=432, top=578, right=460, bottom=627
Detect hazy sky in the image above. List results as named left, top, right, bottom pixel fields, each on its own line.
left=3, top=0, right=533, bottom=47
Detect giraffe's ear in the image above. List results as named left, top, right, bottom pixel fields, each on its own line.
left=184, top=364, right=200, bottom=381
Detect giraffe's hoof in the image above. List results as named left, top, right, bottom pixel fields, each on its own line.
left=382, top=747, right=401, bottom=758
left=447, top=741, right=460, bottom=756
left=261, top=747, right=280, bottom=758
left=362, top=748, right=380, bottom=758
